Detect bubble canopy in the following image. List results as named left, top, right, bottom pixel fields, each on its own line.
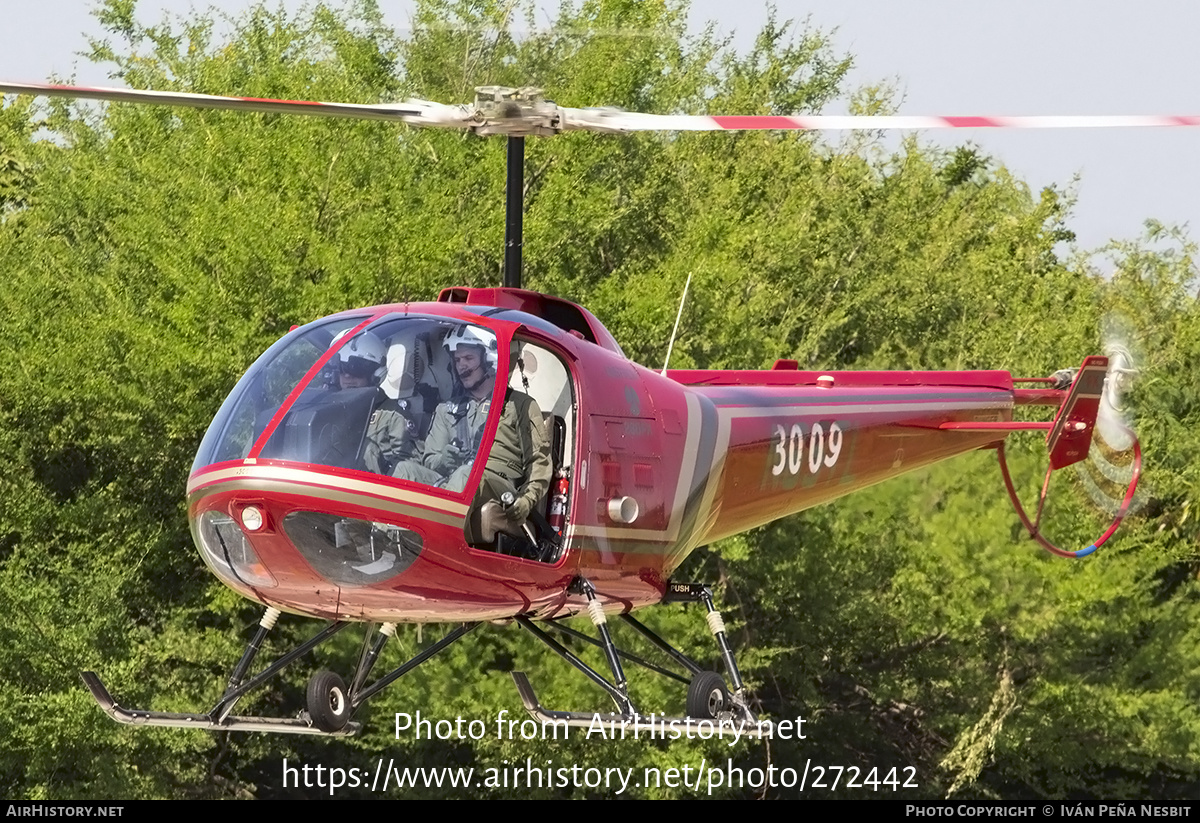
left=192, top=313, right=507, bottom=496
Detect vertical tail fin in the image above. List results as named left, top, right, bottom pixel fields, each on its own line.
left=1045, top=355, right=1108, bottom=470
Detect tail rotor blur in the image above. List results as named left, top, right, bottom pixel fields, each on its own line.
left=1077, top=333, right=1148, bottom=518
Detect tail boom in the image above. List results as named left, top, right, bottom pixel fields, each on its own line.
left=666, top=369, right=1017, bottom=545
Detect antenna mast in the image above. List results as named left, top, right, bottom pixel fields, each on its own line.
left=661, top=272, right=693, bottom=375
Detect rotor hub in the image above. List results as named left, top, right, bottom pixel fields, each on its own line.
left=472, top=86, right=560, bottom=137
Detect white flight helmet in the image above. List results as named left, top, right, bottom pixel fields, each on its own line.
left=442, top=324, right=498, bottom=371
left=331, top=329, right=386, bottom=381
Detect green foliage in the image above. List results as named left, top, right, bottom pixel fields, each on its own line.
left=0, top=97, right=37, bottom=217
left=1, top=0, right=1197, bottom=800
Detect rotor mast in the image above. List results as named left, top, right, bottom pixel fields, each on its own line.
left=504, top=136, right=524, bottom=289
left=472, top=87, right=561, bottom=292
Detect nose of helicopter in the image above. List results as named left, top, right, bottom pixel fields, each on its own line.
left=193, top=503, right=425, bottom=585
left=186, top=480, right=578, bottom=623
left=188, top=484, right=434, bottom=618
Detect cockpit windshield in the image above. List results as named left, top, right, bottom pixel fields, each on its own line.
left=192, top=315, right=366, bottom=470
left=192, top=315, right=505, bottom=496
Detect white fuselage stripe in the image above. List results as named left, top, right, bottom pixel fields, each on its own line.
left=191, top=477, right=464, bottom=528
left=711, top=399, right=1012, bottom=419
left=187, top=464, right=469, bottom=517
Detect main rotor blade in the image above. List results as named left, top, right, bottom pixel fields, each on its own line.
left=0, top=81, right=472, bottom=127
left=7, top=80, right=1199, bottom=134
left=560, top=108, right=1200, bottom=133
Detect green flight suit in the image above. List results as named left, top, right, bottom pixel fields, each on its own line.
left=362, top=406, right=417, bottom=476
left=482, top=390, right=552, bottom=519
left=392, top=389, right=551, bottom=521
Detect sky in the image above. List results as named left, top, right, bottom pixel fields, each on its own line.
left=1, top=0, right=1198, bottom=257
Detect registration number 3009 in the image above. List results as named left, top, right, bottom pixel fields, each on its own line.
left=771, top=422, right=844, bottom=477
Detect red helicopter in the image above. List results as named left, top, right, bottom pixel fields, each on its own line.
left=0, top=82, right=1145, bottom=737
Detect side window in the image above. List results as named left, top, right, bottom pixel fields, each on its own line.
left=510, top=341, right=574, bottom=469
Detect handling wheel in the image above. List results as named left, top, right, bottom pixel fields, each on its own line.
left=686, top=671, right=730, bottom=720
left=306, top=669, right=350, bottom=732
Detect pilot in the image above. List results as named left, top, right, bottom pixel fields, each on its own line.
left=330, top=330, right=417, bottom=475
left=393, top=326, right=551, bottom=529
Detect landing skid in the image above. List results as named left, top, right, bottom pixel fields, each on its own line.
left=81, top=608, right=479, bottom=737
left=81, top=671, right=360, bottom=736
left=511, top=672, right=770, bottom=739
left=81, top=580, right=754, bottom=737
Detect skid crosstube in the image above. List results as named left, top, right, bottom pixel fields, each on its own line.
left=81, top=671, right=361, bottom=736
